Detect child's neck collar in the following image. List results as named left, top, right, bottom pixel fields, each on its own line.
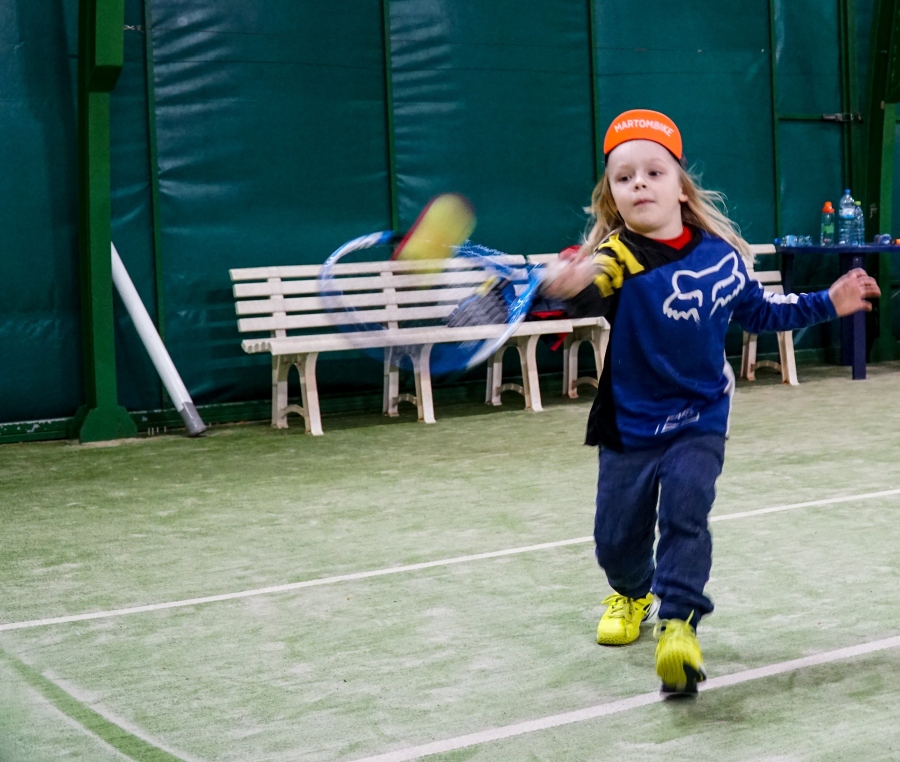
left=653, top=225, right=693, bottom=250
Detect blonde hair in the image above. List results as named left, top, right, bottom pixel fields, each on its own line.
left=582, top=164, right=752, bottom=263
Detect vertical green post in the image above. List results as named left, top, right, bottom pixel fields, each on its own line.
left=381, top=0, right=400, bottom=232
left=838, top=0, right=863, bottom=193
left=70, top=0, right=136, bottom=442
left=767, top=0, right=783, bottom=239
left=587, top=0, right=603, bottom=184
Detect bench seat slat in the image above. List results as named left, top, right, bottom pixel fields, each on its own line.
left=241, top=318, right=575, bottom=355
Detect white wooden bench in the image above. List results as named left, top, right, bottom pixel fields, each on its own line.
left=740, top=244, right=799, bottom=385
left=230, top=257, right=586, bottom=434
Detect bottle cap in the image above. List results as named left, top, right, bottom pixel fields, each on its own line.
left=822, top=201, right=834, bottom=213
left=855, top=200, right=861, bottom=206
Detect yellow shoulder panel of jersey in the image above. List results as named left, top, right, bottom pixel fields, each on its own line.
left=590, top=234, right=645, bottom=297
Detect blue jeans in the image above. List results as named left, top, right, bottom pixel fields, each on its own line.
left=593, top=432, right=726, bottom=627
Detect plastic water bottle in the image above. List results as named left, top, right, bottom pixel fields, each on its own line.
left=819, top=201, right=835, bottom=245
left=853, top=201, right=865, bottom=245
left=837, top=189, right=855, bottom=245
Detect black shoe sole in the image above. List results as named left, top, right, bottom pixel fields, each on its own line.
left=660, top=664, right=705, bottom=698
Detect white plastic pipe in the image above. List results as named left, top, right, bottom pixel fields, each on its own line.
left=111, top=243, right=206, bottom=436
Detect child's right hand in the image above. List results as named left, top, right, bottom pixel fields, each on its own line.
left=828, top=268, right=881, bottom=316
left=541, top=257, right=599, bottom=299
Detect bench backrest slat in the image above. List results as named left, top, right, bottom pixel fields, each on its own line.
left=232, top=268, right=507, bottom=299
left=751, top=270, right=782, bottom=285
left=238, top=304, right=459, bottom=333
left=235, top=286, right=479, bottom=317
left=229, top=254, right=527, bottom=282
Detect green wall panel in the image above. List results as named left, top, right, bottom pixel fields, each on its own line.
left=593, top=0, right=777, bottom=245
left=777, top=120, right=845, bottom=353
left=856, top=0, right=875, bottom=111
left=890, top=121, right=900, bottom=338
left=778, top=121, right=845, bottom=252
left=773, top=0, right=842, bottom=115
left=149, top=0, right=392, bottom=402
left=0, top=0, right=82, bottom=423
left=389, top=0, right=596, bottom=254
left=0, top=0, right=891, bottom=432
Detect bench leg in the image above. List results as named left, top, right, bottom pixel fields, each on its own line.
left=487, top=343, right=526, bottom=407
left=564, top=337, right=583, bottom=399
left=383, top=348, right=429, bottom=419
left=411, top=345, right=435, bottom=424
left=383, top=351, right=401, bottom=417
left=517, top=335, right=543, bottom=412
left=562, top=335, right=573, bottom=397
left=297, top=353, right=323, bottom=435
left=486, top=337, right=542, bottom=411
left=741, top=332, right=758, bottom=381
left=272, top=353, right=322, bottom=434
left=486, top=346, right=507, bottom=406
left=595, top=324, right=609, bottom=376
left=562, top=337, right=572, bottom=398
left=564, top=326, right=606, bottom=399
left=778, top=331, right=799, bottom=386
left=273, top=356, right=291, bottom=429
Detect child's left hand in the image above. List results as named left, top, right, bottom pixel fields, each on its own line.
left=828, top=268, right=881, bottom=316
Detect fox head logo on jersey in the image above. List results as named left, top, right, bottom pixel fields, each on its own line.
left=662, top=251, right=746, bottom=323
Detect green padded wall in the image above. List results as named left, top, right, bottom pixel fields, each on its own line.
left=0, top=0, right=81, bottom=422
left=149, top=0, right=392, bottom=401
left=0, top=0, right=890, bottom=432
left=389, top=0, right=596, bottom=253
left=594, top=0, right=777, bottom=245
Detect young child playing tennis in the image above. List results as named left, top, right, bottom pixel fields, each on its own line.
left=543, top=109, right=881, bottom=695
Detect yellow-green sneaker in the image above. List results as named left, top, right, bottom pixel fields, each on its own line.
left=596, top=592, right=658, bottom=645
left=654, top=614, right=707, bottom=696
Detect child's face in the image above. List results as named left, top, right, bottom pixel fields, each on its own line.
left=606, top=140, right=688, bottom=239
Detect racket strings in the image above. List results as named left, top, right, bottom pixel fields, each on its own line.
left=445, top=278, right=511, bottom=327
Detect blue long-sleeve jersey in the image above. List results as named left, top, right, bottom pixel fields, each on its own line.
left=565, top=228, right=836, bottom=451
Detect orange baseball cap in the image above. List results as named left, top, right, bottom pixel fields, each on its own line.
left=603, top=109, right=683, bottom=161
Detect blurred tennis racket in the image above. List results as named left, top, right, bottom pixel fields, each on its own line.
left=319, top=194, right=546, bottom=375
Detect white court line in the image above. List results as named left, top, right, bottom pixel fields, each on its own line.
left=1, top=488, right=898, bottom=633
left=349, top=634, right=900, bottom=762
left=709, top=488, right=900, bottom=523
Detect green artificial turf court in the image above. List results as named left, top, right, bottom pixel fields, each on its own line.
left=1, top=363, right=899, bottom=761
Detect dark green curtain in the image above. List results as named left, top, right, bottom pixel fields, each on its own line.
left=389, top=0, right=595, bottom=253
left=0, top=0, right=882, bottom=427
left=149, top=0, right=391, bottom=401
left=0, top=0, right=81, bottom=422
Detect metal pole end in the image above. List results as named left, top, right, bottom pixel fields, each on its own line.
left=179, top=402, right=207, bottom=437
